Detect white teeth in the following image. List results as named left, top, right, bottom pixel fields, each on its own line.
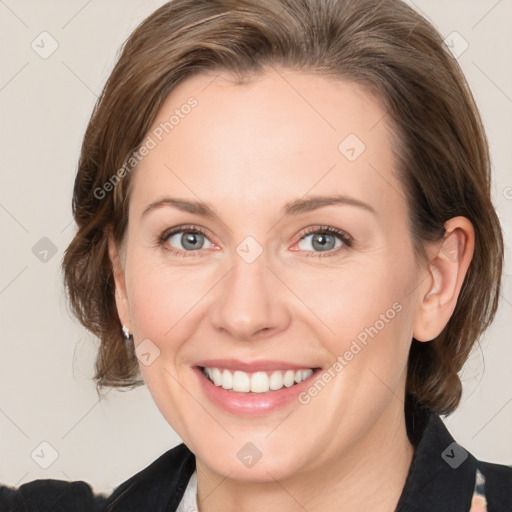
left=211, top=367, right=222, bottom=386
left=269, top=370, right=284, bottom=390
left=250, top=372, right=269, bottom=393
left=283, top=369, right=295, bottom=387
left=232, top=371, right=250, bottom=392
left=202, top=367, right=314, bottom=393
left=221, top=369, right=233, bottom=390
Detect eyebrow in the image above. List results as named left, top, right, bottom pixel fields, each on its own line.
left=141, top=194, right=376, bottom=219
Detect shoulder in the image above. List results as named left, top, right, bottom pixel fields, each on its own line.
left=476, top=459, right=512, bottom=511
left=104, top=442, right=196, bottom=512
left=0, top=443, right=195, bottom=512
left=1, top=478, right=107, bottom=511
left=398, top=402, right=512, bottom=511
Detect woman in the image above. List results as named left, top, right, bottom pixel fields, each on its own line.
left=1, top=0, right=510, bottom=510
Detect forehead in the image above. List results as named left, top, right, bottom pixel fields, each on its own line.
left=129, top=68, right=405, bottom=222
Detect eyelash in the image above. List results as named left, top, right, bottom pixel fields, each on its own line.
left=157, top=224, right=353, bottom=258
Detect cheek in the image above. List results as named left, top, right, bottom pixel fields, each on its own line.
left=298, top=253, right=417, bottom=371
left=123, top=257, right=207, bottom=429
left=125, top=254, right=215, bottom=351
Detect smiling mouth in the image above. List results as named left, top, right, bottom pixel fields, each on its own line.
left=198, top=366, right=321, bottom=394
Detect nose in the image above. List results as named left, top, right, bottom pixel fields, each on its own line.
left=209, top=249, right=292, bottom=341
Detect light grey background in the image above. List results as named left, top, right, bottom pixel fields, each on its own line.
left=0, top=0, right=511, bottom=494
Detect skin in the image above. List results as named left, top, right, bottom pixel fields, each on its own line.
left=109, top=68, right=474, bottom=512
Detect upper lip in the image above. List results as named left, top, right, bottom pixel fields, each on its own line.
left=194, top=359, right=321, bottom=372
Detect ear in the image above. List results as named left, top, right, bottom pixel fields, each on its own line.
left=413, top=216, right=475, bottom=342
left=107, top=233, right=132, bottom=332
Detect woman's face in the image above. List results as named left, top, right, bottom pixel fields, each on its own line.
left=112, top=68, right=429, bottom=481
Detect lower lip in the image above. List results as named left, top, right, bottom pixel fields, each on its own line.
left=193, top=366, right=321, bottom=417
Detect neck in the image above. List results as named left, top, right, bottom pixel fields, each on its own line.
left=195, top=402, right=415, bottom=512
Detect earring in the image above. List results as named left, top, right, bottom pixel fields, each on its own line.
left=121, top=325, right=131, bottom=341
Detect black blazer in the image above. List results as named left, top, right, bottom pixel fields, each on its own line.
left=2, top=404, right=511, bottom=511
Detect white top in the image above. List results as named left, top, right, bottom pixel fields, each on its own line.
left=176, top=469, right=199, bottom=512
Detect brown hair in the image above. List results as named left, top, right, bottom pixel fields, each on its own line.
left=62, top=0, right=503, bottom=415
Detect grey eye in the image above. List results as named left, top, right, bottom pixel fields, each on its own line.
left=168, top=231, right=210, bottom=251
left=298, top=232, right=343, bottom=252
